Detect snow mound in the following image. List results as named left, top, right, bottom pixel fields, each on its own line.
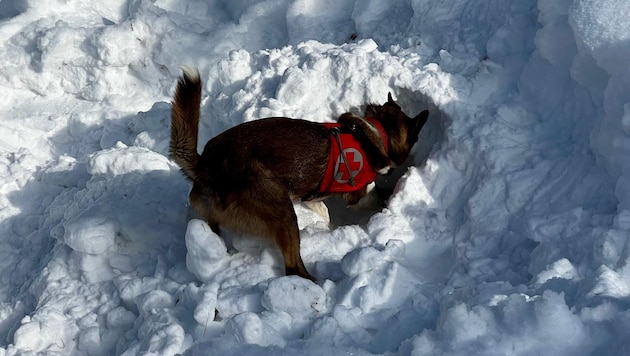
left=1, top=0, right=630, bottom=355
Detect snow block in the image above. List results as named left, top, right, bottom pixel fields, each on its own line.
left=338, top=259, right=419, bottom=313
left=87, top=143, right=172, bottom=178
left=261, top=276, right=326, bottom=317
left=135, top=289, right=176, bottom=313
left=185, top=219, right=228, bottom=282
left=193, top=283, right=219, bottom=326
left=226, top=312, right=286, bottom=347
left=340, top=240, right=405, bottom=276
left=63, top=205, right=119, bottom=255
left=216, top=285, right=265, bottom=319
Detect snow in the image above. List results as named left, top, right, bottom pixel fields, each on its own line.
left=1, top=0, right=630, bottom=355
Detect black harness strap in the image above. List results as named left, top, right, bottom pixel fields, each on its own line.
left=331, top=127, right=357, bottom=187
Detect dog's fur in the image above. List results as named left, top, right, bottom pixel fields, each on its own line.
left=170, top=67, right=428, bottom=281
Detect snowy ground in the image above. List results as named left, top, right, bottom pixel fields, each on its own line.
left=1, top=0, right=629, bottom=354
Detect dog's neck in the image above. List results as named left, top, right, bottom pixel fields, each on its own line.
left=363, top=117, right=389, bottom=154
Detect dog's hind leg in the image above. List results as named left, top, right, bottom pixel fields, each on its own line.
left=268, top=199, right=316, bottom=282
left=219, top=181, right=316, bottom=282
left=189, top=185, right=221, bottom=234
left=275, top=230, right=314, bottom=281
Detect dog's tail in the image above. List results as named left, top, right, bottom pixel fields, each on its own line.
left=170, top=66, right=203, bottom=182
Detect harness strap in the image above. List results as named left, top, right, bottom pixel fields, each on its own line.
left=331, top=127, right=357, bottom=187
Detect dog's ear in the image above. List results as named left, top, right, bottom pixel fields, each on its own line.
left=385, top=92, right=401, bottom=110
left=411, top=110, right=429, bottom=137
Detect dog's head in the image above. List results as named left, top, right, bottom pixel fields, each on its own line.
left=366, top=93, right=429, bottom=166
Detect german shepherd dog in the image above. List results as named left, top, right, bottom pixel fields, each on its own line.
left=170, top=67, right=428, bottom=281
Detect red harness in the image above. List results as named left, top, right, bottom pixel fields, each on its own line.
left=316, top=118, right=388, bottom=194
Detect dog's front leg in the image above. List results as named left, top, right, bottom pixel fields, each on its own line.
left=344, top=185, right=369, bottom=206
left=345, top=183, right=383, bottom=210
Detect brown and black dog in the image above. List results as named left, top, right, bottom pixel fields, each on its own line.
left=170, top=67, right=428, bottom=281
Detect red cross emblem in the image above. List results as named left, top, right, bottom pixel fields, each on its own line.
left=334, top=148, right=364, bottom=184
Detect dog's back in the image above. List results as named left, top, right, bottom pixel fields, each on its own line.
left=198, top=118, right=330, bottom=201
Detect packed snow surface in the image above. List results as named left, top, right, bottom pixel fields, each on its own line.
left=1, top=0, right=629, bottom=355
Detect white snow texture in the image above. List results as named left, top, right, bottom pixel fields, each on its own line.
left=1, top=0, right=629, bottom=355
